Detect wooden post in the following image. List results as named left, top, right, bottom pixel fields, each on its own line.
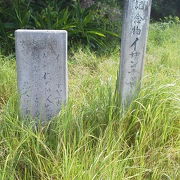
left=119, top=0, right=152, bottom=106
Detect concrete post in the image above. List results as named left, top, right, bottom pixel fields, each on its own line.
left=119, top=0, right=152, bottom=106
left=15, top=30, right=68, bottom=122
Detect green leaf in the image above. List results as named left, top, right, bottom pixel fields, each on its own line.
left=87, top=31, right=106, bottom=37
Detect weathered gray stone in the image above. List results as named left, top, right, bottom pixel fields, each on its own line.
left=15, top=30, right=68, bottom=122
left=119, top=0, right=152, bottom=106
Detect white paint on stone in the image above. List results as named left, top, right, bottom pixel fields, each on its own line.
left=119, top=0, right=152, bottom=106
left=15, top=30, right=68, bottom=122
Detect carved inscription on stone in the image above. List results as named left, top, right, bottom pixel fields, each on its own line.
left=15, top=30, right=68, bottom=122
left=119, top=0, right=152, bottom=106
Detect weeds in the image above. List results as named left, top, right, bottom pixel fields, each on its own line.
left=0, top=24, right=179, bottom=179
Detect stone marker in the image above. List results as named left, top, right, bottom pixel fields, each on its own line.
left=119, top=0, right=152, bottom=106
left=15, top=30, right=68, bottom=122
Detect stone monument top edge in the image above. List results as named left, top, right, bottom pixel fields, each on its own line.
left=15, top=29, right=67, bottom=34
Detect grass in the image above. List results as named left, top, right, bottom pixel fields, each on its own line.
left=0, top=23, right=180, bottom=179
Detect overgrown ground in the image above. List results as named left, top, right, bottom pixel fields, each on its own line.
left=0, top=24, right=180, bottom=179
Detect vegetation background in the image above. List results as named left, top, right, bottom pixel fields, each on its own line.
left=0, top=0, right=180, bottom=179
left=0, top=0, right=180, bottom=55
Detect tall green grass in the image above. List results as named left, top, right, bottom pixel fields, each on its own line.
left=0, top=24, right=179, bottom=179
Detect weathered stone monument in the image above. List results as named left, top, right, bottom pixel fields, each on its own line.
left=15, top=30, right=68, bottom=122
left=119, top=0, right=152, bottom=106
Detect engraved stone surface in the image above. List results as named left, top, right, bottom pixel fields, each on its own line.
left=119, top=0, right=152, bottom=106
left=15, top=30, right=68, bottom=122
